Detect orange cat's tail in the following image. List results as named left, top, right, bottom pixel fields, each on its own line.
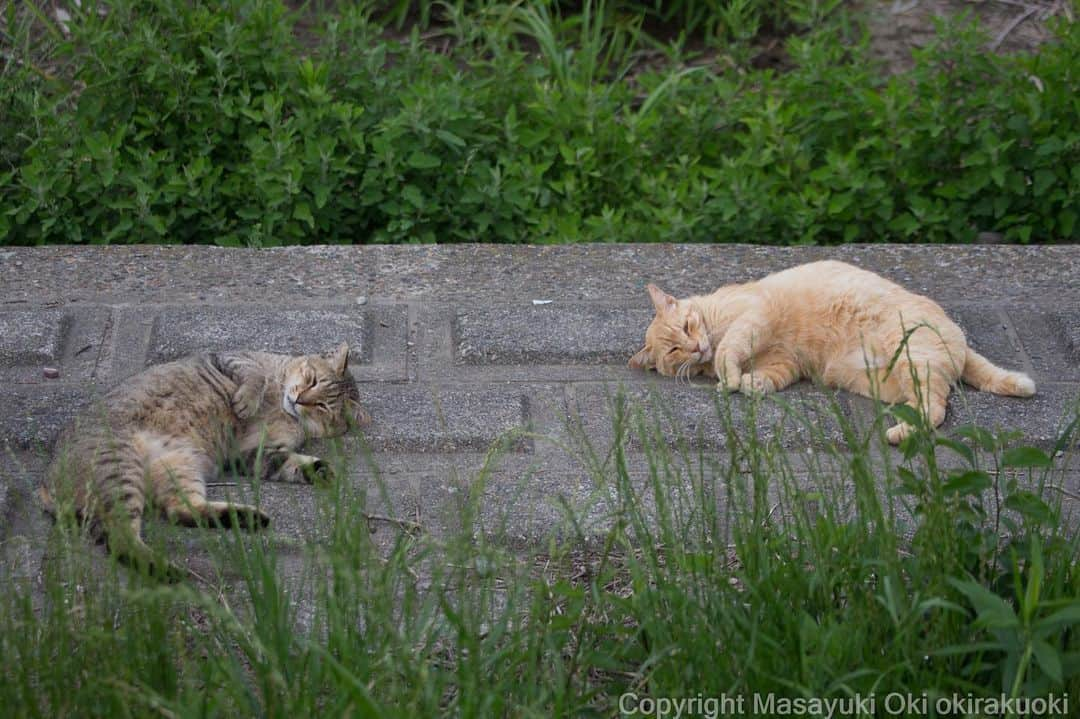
left=962, top=348, right=1036, bottom=397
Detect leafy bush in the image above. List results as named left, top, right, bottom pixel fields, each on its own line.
left=0, top=0, right=1077, bottom=245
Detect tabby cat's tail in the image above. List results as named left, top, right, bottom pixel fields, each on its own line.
left=962, top=347, right=1036, bottom=397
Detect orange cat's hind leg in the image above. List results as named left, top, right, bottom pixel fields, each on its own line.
left=885, top=364, right=952, bottom=445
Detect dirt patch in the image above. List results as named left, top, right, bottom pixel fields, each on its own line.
left=866, top=0, right=1072, bottom=74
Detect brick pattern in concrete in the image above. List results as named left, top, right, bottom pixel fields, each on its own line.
left=1, top=246, right=1078, bottom=581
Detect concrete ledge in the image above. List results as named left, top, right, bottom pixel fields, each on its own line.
left=1, top=245, right=1078, bottom=583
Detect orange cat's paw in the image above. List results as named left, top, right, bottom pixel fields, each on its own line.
left=739, top=373, right=774, bottom=395
left=886, top=423, right=913, bottom=445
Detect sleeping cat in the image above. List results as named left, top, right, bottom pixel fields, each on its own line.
left=39, top=343, right=369, bottom=580
left=628, top=260, right=1035, bottom=444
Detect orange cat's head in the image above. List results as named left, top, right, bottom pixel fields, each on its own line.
left=282, top=342, right=370, bottom=437
left=628, top=284, right=712, bottom=377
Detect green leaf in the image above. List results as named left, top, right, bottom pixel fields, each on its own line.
left=401, top=185, right=424, bottom=209
left=935, top=436, right=975, bottom=465
left=1058, top=209, right=1076, bottom=238
left=954, top=425, right=996, bottom=452
left=293, top=202, right=314, bottom=228
left=948, top=578, right=1018, bottom=629
left=890, top=404, right=921, bottom=427
left=1002, top=446, right=1052, bottom=469
left=1034, top=605, right=1080, bottom=635
left=1023, top=534, right=1044, bottom=621
left=1004, top=491, right=1052, bottom=524
left=407, top=151, right=441, bottom=169
left=1032, top=639, right=1063, bottom=684
left=435, top=129, right=466, bottom=148
left=942, top=470, right=992, bottom=496
left=1033, top=169, right=1057, bottom=196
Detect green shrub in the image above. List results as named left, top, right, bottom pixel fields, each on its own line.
left=0, top=1, right=1077, bottom=245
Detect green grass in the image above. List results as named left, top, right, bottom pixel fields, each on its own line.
left=3, top=390, right=1079, bottom=716
left=1, top=0, right=1077, bottom=245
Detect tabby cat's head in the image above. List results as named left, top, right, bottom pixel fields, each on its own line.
left=282, top=342, right=370, bottom=437
left=628, top=284, right=712, bottom=377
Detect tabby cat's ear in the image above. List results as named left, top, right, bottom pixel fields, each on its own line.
left=646, top=284, right=677, bottom=313
left=628, top=346, right=654, bottom=370
left=329, top=342, right=350, bottom=374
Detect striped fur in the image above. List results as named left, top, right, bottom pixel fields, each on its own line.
left=40, top=343, right=368, bottom=580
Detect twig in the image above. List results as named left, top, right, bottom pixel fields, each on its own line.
left=205, top=482, right=237, bottom=488
left=891, top=1, right=920, bottom=14
left=365, top=512, right=423, bottom=534
left=184, top=565, right=212, bottom=585
left=1045, top=484, right=1080, bottom=502
left=989, top=6, right=1039, bottom=51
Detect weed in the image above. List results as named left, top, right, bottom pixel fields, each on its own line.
left=3, top=387, right=1078, bottom=715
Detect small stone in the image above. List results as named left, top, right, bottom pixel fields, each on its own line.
left=355, top=296, right=367, bottom=305
left=43, top=367, right=60, bottom=379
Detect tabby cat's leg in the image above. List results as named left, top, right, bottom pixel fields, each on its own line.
left=231, top=376, right=266, bottom=421
left=238, top=419, right=332, bottom=484
left=147, top=440, right=270, bottom=530
left=268, top=453, right=332, bottom=484
left=75, top=441, right=182, bottom=581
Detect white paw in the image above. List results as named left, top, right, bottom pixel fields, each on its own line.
left=739, top=373, right=774, bottom=395
left=886, top=423, right=912, bottom=445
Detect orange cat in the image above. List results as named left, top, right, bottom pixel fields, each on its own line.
left=628, top=260, right=1035, bottom=444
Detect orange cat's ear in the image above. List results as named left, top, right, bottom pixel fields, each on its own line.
left=628, top=346, right=654, bottom=370
left=329, top=342, right=350, bottom=374
left=646, top=284, right=677, bottom=313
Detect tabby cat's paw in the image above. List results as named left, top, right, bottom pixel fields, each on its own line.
left=213, top=503, right=271, bottom=530
left=739, top=373, right=774, bottom=395
left=231, top=383, right=262, bottom=420
left=272, top=453, right=334, bottom=484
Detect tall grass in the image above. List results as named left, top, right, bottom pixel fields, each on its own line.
left=2, top=390, right=1079, bottom=716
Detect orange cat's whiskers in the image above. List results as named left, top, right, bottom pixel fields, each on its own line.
left=677, top=360, right=692, bottom=385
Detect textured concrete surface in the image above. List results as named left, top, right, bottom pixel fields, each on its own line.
left=1, top=245, right=1078, bottom=590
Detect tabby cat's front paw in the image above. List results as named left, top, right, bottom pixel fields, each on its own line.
left=272, top=453, right=334, bottom=484
left=231, top=383, right=263, bottom=421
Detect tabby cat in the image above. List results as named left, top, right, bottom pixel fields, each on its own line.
left=39, top=343, right=369, bottom=579
left=628, top=261, right=1036, bottom=443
